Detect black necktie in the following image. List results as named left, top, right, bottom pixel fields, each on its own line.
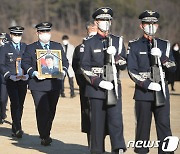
left=44, top=44, right=48, bottom=50
left=16, top=44, right=20, bottom=53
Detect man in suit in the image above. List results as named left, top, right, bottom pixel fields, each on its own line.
left=61, top=35, right=75, bottom=98
left=0, top=26, right=29, bottom=138
left=21, top=22, right=69, bottom=146
left=42, top=55, right=59, bottom=75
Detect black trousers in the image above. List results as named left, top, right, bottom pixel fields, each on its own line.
left=134, top=100, right=173, bottom=154
left=79, top=84, right=90, bottom=133
left=31, top=90, right=60, bottom=139
left=0, top=83, right=8, bottom=120
left=61, top=73, right=74, bottom=95
left=6, top=81, right=27, bottom=133
left=90, top=98, right=126, bottom=153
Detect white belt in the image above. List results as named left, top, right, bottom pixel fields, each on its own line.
left=139, top=72, right=165, bottom=79
left=91, top=67, right=103, bottom=74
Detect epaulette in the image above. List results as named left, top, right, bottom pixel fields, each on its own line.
left=129, top=38, right=140, bottom=43
left=83, top=35, right=94, bottom=41
left=158, top=38, right=170, bottom=43
left=110, top=34, right=118, bottom=37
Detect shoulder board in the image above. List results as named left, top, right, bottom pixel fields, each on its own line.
left=110, top=34, right=119, bottom=37
left=129, top=38, right=140, bottom=43
left=157, top=38, right=169, bottom=43
left=84, top=35, right=94, bottom=41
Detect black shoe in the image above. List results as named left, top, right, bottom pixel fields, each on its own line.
left=41, top=137, right=52, bottom=146
left=112, top=149, right=124, bottom=154
left=0, top=119, right=3, bottom=124
left=70, top=94, right=76, bottom=98
left=12, top=130, right=23, bottom=138
left=61, top=93, right=66, bottom=97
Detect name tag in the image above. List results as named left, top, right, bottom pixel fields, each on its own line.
left=8, top=53, right=13, bottom=55
left=139, top=52, right=147, bottom=55
left=94, top=49, right=101, bottom=53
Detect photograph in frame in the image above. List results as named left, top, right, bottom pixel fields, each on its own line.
left=36, top=49, right=63, bottom=78
left=16, top=57, right=24, bottom=79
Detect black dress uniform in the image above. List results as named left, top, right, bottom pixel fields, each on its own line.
left=0, top=26, right=28, bottom=138
left=0, top=33, right=9, bottom=123
left=72, top=43, right=90, bottom=140
left=81, top=7, right=126, bottom=154
left=127, top=10, right=176, bottom=154
left=21, top=22, right=69, bottom=146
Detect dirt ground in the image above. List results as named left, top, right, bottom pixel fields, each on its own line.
left=0, top=71, right=179, bottom=154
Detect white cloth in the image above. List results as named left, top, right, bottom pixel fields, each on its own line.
left=9, top=75, right=21, bottom=82
left=62, top=43, right=75, bottom=78
left=58, top=70, right=66, bottom=80
left=151, top=47, right=162, bottom=58
left=148, top=82, right=161, bottom=91
left=99, top=80, right=114, bottom=90
left=107, top=46, right=116, bottom=55
left=32, top=71, right=45, bottom=80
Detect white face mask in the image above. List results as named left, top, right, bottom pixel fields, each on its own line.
left=12, top=36, right=22, bottom=44
left=143, top=24, right=158, bottom=36
left=98, top=20, right=111, bottom=32
left=39, top=33, right=51, bottom=43
left=173, top=45, right=179, bottom=51
left=88, top=32, right=97, bottom=36
left=62, top=40, right=69, bottom=45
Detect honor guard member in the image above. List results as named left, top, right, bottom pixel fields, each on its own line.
left=72, top=20, right=97, bottom=147
left=127, top=10, right=176, bottom=154
left=0, top=33, right=9, bottom=124
left=21, top=22, right=69, bottom=146
left=0, top=26, right=28, bottom=137
left=80, top=7, right=127, bottom=154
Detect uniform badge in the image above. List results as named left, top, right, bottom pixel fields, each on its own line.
left=94, top=49, right=101, bottom=53
left=102, top=8, right=108, bottom=13
left=147, top=10, right=155, bottom=16
left=139, top=52, right=147, bottom=55
left=80, top=47, right=84, bottom=52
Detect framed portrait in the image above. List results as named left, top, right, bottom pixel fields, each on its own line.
left=16, top=57, right=24, bottom=79
left=36, top=49, right=63, bottom=78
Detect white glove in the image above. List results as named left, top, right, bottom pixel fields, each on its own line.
left=9, top=75, right=21, bottom=82
left=59, top=70, right=66, bottom=80
left=99, top=80, right=114, bottom=90
left=21, top=74, right=29, bottom=81
left=107, top=46, right=116, bottom=55
left=148, top=82, right=161, bottom=91
left=151, top=47, right=162, bottom=58
left=32, top=71, right=45, bottom=80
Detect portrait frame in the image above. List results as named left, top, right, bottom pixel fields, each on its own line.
left=36, top=49, right=63, bottom=78
left=16, top=57, right=24, bottom=79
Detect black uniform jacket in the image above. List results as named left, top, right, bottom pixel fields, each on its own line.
left=127, top=36, right=176, bottom=101
left=80, top=33, right=127, bottom=99
left=0, top=41, right=26, bottom=83
left=21, top=41, right=69, bottom=91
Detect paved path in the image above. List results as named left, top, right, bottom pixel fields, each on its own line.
left=0, top=71, right=179, bottom=153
